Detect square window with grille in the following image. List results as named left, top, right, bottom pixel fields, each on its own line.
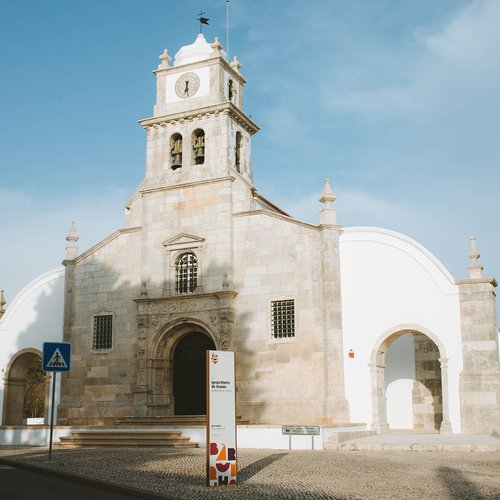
left=271, top=300, right=295, bottom=339
left=93, top=315, right=113, bottom=350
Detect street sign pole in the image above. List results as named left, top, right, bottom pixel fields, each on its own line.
left=48, top=371, right=57, bottom=460
left=42, top=342, right=70, bottom=461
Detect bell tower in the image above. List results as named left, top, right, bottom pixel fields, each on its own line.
left=138, top=34, right=259, bottom=191
left=122, top=33, right=260, bottom=302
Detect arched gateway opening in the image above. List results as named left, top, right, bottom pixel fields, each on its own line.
left=173, top=332, right=215, bottom=415
left=2, top=349, right=49, bottom=425
left=370, top=326, right=452, bottom=433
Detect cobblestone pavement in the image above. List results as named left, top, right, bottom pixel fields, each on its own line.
left=1, top=447, right=499, bottom=499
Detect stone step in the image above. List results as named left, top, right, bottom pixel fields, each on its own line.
left=323, top=430, right=377, bottom=449
left=114, top=415, right=250, bottom=426
left=66, top=431, right=185, bottom=439
left=58, top=430, right=198, bottom=448
left=115, top=415, right=206, bottom=426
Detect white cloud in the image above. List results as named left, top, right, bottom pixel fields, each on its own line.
left=281, top=184, right=497, bottom=287
left=283, top=187, right=414, bottom=228
left=0, top=187, right=127, bottom=303
left=325, top=0, right=500, bottom=122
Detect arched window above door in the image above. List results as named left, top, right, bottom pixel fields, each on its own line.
left=175, top=252, right=198, bottom=294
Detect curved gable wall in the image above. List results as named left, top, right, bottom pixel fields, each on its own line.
left=0, top=268, right=64, bottom=423
left=339, top=227, right=463, bottom=431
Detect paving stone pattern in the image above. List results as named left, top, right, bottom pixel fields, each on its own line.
left=3, top=448, right=500, bottom=499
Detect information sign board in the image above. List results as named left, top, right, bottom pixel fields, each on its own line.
left=282, top=425, right=321, bottom=435
left=206, top=350, right=237, bottom=487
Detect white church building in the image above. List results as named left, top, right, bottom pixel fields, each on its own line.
left=1, top=33, right=499, bottom=443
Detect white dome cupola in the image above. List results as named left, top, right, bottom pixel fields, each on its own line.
left=174, top=33, right=224, bottom=66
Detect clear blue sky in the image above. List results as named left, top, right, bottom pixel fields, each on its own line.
left=1, top=0, right=499, bottom=309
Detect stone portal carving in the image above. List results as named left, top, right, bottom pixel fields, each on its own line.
left=132, top=290, right=237, bottom=417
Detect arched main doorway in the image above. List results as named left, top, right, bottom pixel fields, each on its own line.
left=173, top=332, right=215, bottom=415
left=370, top=326, right=452, bottom=433
left=2, top=349, right=49, bottom=425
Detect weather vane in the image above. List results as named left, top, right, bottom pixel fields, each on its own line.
left=197, top=10, right=209, bottom=33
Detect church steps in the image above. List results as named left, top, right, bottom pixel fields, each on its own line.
left=114, top=415, right=250, bottom=426
left=115, top=415, right=206, bottom=426
left=58, top=430, right=198, bottom=448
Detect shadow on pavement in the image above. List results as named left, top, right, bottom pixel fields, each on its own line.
left=238, top=452, right=288, bottom=482
left=437, top=466, right=489, bottom=499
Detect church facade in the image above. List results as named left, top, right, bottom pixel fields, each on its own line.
left=1, top=34, right=499, bottom=436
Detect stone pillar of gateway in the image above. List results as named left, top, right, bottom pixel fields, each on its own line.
left=456, top=237, right=500, bottom=434
left=318, top=179, right=350, bottom=423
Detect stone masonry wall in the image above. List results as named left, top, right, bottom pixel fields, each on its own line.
left=233, top=211, right=346, bottom=425
left=412, top=334, right=443, bottom=430
left=457, top=278, right=500, bottom=434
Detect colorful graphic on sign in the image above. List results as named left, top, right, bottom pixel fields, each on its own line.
left=206, top=350, right=237, bottom=487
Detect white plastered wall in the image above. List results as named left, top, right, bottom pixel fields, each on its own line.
left=0, top=268, right=65, bottom=424
left=384, top=333, right=415, bottom=428
left=339, top=227, right=463, bottom=433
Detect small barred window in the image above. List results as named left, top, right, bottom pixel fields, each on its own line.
left=271, top=300, right=295, bottom=339
left=176, top=252, right=198, bottom=294
left=93, top=315, right=113, bottom=350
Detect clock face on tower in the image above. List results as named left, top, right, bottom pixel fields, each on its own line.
left=175, top=72, right=200, bottom=98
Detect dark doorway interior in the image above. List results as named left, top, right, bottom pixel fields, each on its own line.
left=173, top=332, right=215, bottom=415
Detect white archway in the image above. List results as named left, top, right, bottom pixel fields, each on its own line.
left=370, top=324, right=452, bottom=434
left=2, top=348, right=50, bottom=425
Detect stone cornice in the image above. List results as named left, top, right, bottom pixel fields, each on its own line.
left=233, top=209, right=318, bottom=231
left=319, top=223, right=343, bottom=231
left=139, top=102, right=259, bottom=135
left=140, top=175, right=235, bottom=195
left=455, top=277, right=498, bottom=287
left=134, top=290, right=237, bottom=305
left=252, top=191, right=290, bottom=216
left=153, top=54, right=247, bottom=85
left=125, top=180, right=145, bottom=210
left=69, top=227, right=142, bottom=265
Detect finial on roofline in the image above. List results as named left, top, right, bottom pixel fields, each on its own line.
left=211, top=36, right=223, bottom=57
left=158, top=49, right=171, bottom=70
left=319, top=178, right=336, bottom=206
left=230, top=56, right=241, bottom=73
left=65, top=221, right=79, bottom=260
left=468, top=236, right=483, bottom=279
left=319, top=178, right=337, bottom=225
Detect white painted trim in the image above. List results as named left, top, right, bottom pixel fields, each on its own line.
left=341, top=226, right=458, bottom=294
left=0, top=268, right=64, bottom=330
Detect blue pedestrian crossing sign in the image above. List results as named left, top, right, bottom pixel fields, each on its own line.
left=43, top=342, right=71, bottom=372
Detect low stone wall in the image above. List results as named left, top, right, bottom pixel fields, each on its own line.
left=0, top=424, right=370, bottom=450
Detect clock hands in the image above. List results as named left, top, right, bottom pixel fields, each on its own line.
left=175, top=72, right=200, bottom=99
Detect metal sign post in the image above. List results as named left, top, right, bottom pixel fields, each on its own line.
left=42, top=342, right=71, bottom=461
left=48, top=372, right=57, bottom=460
left=282, top=425, right=321, bottom=450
